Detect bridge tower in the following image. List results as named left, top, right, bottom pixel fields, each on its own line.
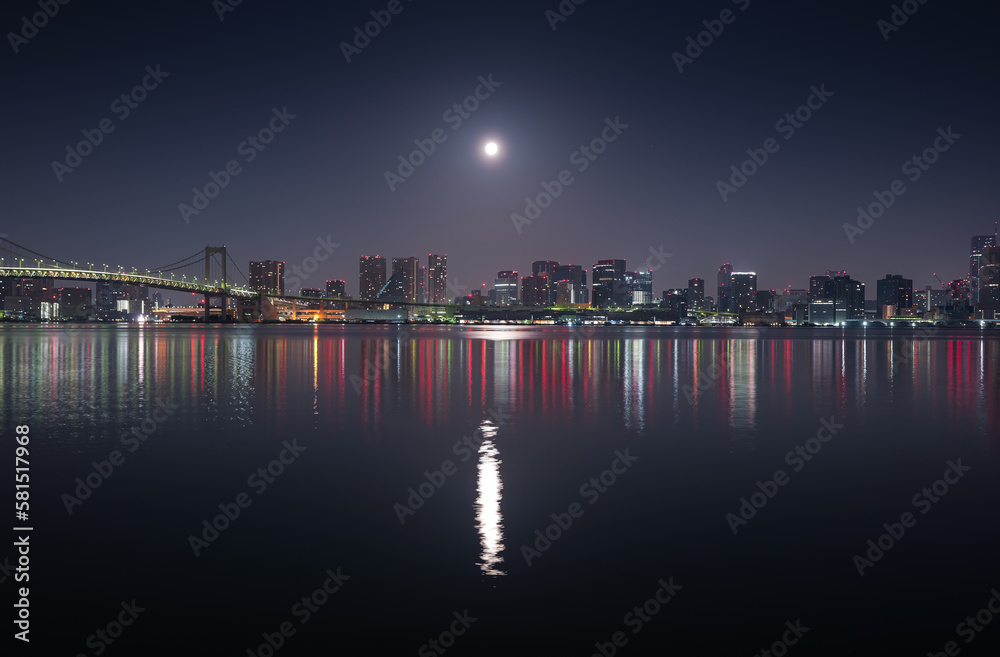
left=203, top=246, right=228, bottom=322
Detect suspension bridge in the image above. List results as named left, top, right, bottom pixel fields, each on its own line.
left=0, top=237, right=458, bottom=322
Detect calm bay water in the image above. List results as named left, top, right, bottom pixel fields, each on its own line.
left=3, top=325, right=999, bottom=656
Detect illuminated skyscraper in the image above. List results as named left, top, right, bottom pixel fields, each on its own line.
left=392, top=257, right=419, bottom=303
left=876, top=274, right=913, bottom=317
left=554, top=264, right=587, bottom=304
left=359, top=255, right=386, bottom=302
left=970, top=235, right=997, bottom=304
left=249, top=260, right=285, bottom=295
left=592, top=259, right=626, bottom=308
left=428, top=255, right=447, bottom=304
left=730, top=272, right=757, bottom=313
left=687, top=278, right=704, bottom=310
left=326, top=280, right=346, bottom=298
left=717, top=263, right=733, bottom=312
left=976, top=245, right=1000, bottom=319
left=494, top=270, right=518, bottom=306
left=532, top=261, right=559, bottom=305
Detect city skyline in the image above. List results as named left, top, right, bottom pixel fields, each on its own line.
left=3, top=1, right=997, bottom=304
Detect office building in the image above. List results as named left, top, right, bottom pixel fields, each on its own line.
left=494, top=270, right=518, bottom=306
left=521, top=276, right=548, bottom=307
left=326, top=280, right=346, bottom=298
left=809, top=299, right=836, bottom=325
left=391, top=257, right=419, bottom=304
left=755, top=289, right=775, bottom=313
left=359, top=255, right=387, bottom=302
left=249, top=260, right=285, bottom=295
left=625, top=271, right=653, bottom=306
left=555, top=280, right=576, bottom=305
left=553, top=264, right=587, bottom=304
left=532, top=261, right=559, bottom=305
left=809, top=274, right=831, bottom=300
left=876, top=274, right=913, bottom=318
left=376, top=268, right=407, bottom=303
left=717, top=263, right=733, bottom=313
left=976, top=245, right=1000, bottom=319
left=687, top=278, right=705, bottom=310
left=730, top=272, right=757, bottom=313
left=662, top=289, right=687, bottom=314
left=59, top=287, right=92, bottom=319
left=592, top=259, right=627, bottom=308
left=428, top=254, right=447, bottom=304
left=970, top=235, right=997, bottom=305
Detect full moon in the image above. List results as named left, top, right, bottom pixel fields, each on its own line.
left=484, top=142, right=499, bottom=156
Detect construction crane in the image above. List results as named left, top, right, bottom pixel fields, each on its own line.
left=933, top=273, right=946, bottom=289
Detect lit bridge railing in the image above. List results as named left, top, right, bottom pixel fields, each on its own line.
left=0, top=266, right=257, bottom=298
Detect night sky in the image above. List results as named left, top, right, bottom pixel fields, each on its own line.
left=3, top=0, right=997, bottom=298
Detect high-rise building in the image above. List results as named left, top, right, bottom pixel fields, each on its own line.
left=300, top=288, right=323, bottom=298
left=428, top=255, right=447, bottom=304
left=592, top=259, right=627, bottom=308
left=625, top=271, right=653, bottom=306
left=662, top=289, right=687, bottom=314
left=326, top=280, right=346, bottom=298
left=717, top=263, right=733, bottom=313
left=359, top=255, right=387, bottom=302
left=521, top=276, right=548, bottom=307
left=553, top=264, right=587, bottom=304
left=532, top=261, right=559, bottom=305
left=687, top=278, right=705, bottom=310
left=417, top=265, right=427, bottom=303
left=249, top=260, right=285, bottom=295
left=376, top=269, right=407, bottom=303
left=754, top=289, right=775, bottom=313
left=59, top=287, right=92, bottom=319
left=555, top=280, right=576, bottom=305
left=975, top=245, right=1000, bottom=319
left=876, top=274, right=913, bottom=317
left=970, top=235, right=997, bottom=305
left=392, top=257, right=419, bottom=303
left=809, top=275, right=831, bottom=300
left=730, top=272, right=757, bottom=313
left=494, top=270, right=518, bottom=306
left=825, top=272, right=865, bottom=320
